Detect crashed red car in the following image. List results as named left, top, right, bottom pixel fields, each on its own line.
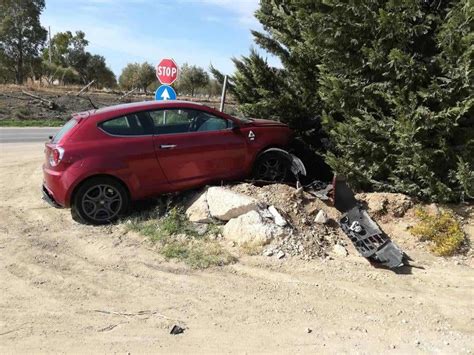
left=43, top=100, right=303, bottom=224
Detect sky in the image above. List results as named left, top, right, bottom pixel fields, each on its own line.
left=41, top=0, right=276, bottom=77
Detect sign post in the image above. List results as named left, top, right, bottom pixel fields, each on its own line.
left=155, top=58, right=179, bottom=101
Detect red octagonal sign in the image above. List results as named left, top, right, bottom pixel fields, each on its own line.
left=156, top=58, right=179, bottom=85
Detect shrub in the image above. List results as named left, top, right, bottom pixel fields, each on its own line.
left=411, top=208, right=466, bottom=256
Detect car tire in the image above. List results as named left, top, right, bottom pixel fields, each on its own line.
left=71, top=177, right=129, bottom=225
left=252, top=151, right=290, bottom=182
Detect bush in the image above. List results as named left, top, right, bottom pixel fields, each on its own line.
left=411, top=208, right=466, bottom=256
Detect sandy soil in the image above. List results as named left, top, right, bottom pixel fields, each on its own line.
left=0, top=143, right=473, bottom=353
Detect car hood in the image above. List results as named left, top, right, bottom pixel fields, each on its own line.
left=246, top=118, right=287, bottom=127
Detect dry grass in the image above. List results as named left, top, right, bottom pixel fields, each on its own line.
left=411, top=208, right=466, bottom=256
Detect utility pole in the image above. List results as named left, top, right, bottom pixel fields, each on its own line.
left=48, top=26, right=52, bottom=64
left=219, top=75, right=228, bottom=112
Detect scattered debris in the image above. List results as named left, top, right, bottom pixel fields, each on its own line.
left=306, top=327, right=313, bottom=334
left=268, top=205, right=287, bottom=227
left=22, top=90, right=57, bottom=109
left=276, top=250, right=285, bottom=259
left=170, top=325, right=185, bottom=335
left=332, top=244, right=348, bottom=257
left=314, top=210, right=328, bottom=224
left=262, top=248, right=274, bottom=257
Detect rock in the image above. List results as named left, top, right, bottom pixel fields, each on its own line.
left=276, top=250, right=285, bottom=259
left=268, top=205, right=287, bottom=227
left=306, top=327, right=312, bottom=334
left=332, top=244, right=348, bottom=257
left=223, top=211, right=285, bottom=246
left=170, top=325, right=185, bottom=335
left=314, top=210, right=328, bottom=224
left=185, top=190, right=213, bottom=223
left=193, top=223, right=208, bottom=236
left=207, top=187, right=258, bottom=221
left=263, top=248, right=274, bottom=257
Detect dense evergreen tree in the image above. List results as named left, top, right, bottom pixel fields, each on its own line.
left=0, top=0, right=47, bottom=84
left=221, top=0, right=473, bottom=202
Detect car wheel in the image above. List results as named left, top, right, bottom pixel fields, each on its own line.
left=252, top=151, right=290, bottom=182
left=71, top=177, right=129, bottom=225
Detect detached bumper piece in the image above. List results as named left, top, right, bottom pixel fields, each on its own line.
left=42, top=185, right=61, bottom=208
left=333, top=176, right=404, bottom=269
left=340, top=207, right=404, bottom=268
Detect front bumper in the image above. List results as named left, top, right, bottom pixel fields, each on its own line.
left=42, top=184, right=61, bottom=208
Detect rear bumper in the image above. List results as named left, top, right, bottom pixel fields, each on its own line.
left=42, top=184, right=62, bottom=208
left=42, top=164, right=74, bottom=207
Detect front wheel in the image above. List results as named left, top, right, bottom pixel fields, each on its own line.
left=71, top=177, right=129, bottom=225
left=252, top=151, right=290, bottom=182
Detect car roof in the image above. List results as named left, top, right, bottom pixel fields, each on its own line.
left=79, top=100, right=238, bottom=125
left=92, top=100, right=206, bottom=117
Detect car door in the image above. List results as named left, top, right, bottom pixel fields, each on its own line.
left=146, top=108, right=247, bottom=189
left=98, top=113, right=171, bottom=197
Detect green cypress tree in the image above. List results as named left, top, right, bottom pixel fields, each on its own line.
left=224, top=0, right=472, bottom=202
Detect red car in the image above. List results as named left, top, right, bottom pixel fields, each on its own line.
left=43, top=100, right=299, bottom=224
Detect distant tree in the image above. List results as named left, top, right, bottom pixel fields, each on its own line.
left=176, top=63, right=209, bottom=96
left=40, top=30, right=115, bottom=87
left=119, top=63, right=140, bottom=91
left=0, top=0, right=47, bottom=84
left=207, top=79, right=222, bottom=98
left=119, top=62, right=156, bottom=93
left=137, top=62, right=155, bottom=93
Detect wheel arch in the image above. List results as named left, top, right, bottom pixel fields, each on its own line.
left=68, top=174, right=131, bottom=208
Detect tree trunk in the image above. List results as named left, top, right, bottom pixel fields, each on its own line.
left=16, top=37, right=24, bottom=84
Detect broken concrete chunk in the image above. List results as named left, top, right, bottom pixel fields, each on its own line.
left=276, top=250, right=285, bottom=259
left=314, top=210, right=328, bottom=224
left=332, top=244, right=348, bottom=257
left=207, top=187, right=258, bottom=221
left=185, top=190, right=213, bottom=223
left=223, top=210, right=285, bottom=246
left=268, top=205, right=287, bottom=227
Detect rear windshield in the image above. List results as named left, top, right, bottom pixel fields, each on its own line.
left=52, top=119, right=77, bottom=144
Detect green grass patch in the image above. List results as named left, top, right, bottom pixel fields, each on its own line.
left=411, top=208, right=466, bottom=256
left=0, top=119, right=65, bottom=127
left=126, top=206, right=236, bottom=269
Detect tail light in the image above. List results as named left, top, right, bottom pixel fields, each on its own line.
left=49, top=147, right=64, bottom=167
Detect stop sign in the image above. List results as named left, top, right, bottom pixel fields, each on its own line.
left=156, top=58, right=179, bottom=85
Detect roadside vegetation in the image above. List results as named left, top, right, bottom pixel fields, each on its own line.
left=411, top=207, right=467, bottom=256
left=126, top=205, right=236, bottom=269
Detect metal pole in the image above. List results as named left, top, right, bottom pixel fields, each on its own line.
left=219, top=75, right=228, bottom=112
left=48, top=26, right=52, bottom=64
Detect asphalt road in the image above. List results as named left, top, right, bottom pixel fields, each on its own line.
left=0, top=127, right=60, bottom=144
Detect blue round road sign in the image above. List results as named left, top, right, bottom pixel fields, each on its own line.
left=155, top=85, right=177, bottom=101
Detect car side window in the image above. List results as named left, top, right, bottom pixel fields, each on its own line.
left=100, top=114, right=146, bottom=136
left=148, top=109, right=232, bottom=135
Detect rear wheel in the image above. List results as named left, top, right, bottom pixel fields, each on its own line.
left=252, top=151, right=290, bottom=182
left=71, top=177, right=129, bottom=225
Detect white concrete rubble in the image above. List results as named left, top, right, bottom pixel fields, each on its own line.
left=207, top=187, right=258, bottom=221
left=223, top=210, right=286, bottom=246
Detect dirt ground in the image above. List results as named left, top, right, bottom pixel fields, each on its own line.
left=0, top=142, right=473, bottom=353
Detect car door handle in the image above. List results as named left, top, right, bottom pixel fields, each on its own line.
left=160, top=144, right=177, bottom=149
